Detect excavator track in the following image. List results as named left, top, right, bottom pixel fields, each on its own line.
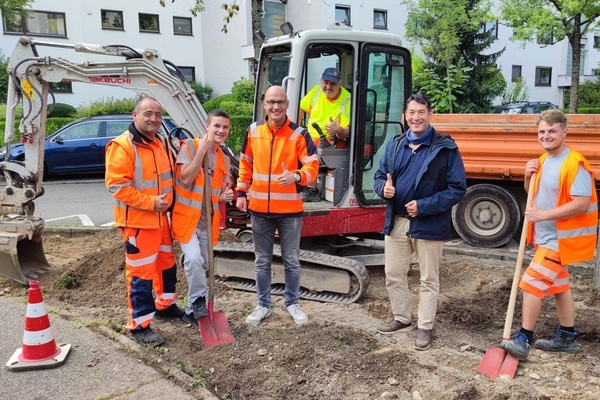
left=213, top=241, right=369, bottom=304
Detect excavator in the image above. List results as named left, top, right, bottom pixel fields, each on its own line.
left=0, top=24, right=413, bottom=305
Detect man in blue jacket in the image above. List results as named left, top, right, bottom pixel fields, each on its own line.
left=373, top=93, right=466, bottom=350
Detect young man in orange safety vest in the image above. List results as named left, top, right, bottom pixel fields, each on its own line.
left=171, top=109, right=233, bottom=327
left=500, top=109, right=598, bottom=360
left=105, top=96, right=181, bottom=348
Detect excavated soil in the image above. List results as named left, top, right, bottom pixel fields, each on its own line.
left=1, top=228, right=600, bottom=400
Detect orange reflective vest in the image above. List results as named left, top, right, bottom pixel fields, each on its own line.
left=237, top=118, right=319, bottom=215
left=528, top=149, right=598, bottom=265
left=105, top=128, right=174, bottom=229
left=171, top=139, right=230, bottom=244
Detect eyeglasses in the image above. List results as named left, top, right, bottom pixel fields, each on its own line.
left=264, top=100, right=287, bottom=106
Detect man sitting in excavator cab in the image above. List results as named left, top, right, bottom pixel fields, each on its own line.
left=298, top=67, right=351, bottom=202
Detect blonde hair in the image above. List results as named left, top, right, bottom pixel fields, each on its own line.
left=536, top=109, right=566, bottom=129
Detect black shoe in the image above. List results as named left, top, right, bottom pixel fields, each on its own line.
left=181, top=311, right=199, bottom=327
left=302, top=188, right=321, bottom=202
left=191, top=296, right=208, bottom=319
left=154, top=303, right=184, bottom=319
left=130, top=327, right=164, bottom=347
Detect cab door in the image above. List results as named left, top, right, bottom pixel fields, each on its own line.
left=354, top=44, right=412, bottom=206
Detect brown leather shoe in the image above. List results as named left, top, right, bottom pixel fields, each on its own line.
left=414, top=328, right=432, bottom=350
left=376, top=319, right=412, bottom=335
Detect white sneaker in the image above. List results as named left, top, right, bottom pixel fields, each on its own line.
left=245, top=306, right=272, bottom=326
left=286, top=304, right=308, bottom=325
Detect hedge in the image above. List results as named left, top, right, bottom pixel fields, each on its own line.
left=0, top=117, right=76, bottom=147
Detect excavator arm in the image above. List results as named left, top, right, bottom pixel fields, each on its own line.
left=0, top=36, right=208, bottom=284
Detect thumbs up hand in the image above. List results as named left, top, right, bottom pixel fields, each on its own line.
left=325, top=116, right=342, bottom=138
left=220, top=181, right=234, bottom=203
left=277, top=162, right=295, bottom=186
left=383, top=173, right=395, bottom=199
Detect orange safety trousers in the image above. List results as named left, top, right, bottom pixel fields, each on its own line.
left=519, top=247, right=570, bottom=299
left=121, top=214, right=177, bottom=331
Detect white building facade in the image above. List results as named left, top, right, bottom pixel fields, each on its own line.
left=1, top=0, right=598, bottom=108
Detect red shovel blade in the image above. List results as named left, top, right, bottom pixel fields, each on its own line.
left=198, top=302, right=234, bottom=348
left=477, top=347, right=519, bottom=380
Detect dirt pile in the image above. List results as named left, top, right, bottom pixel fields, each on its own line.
left=1, top=229, right=599, bottom=399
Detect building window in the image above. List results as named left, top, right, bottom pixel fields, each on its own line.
left=535, top=67, right=552, bottom=86
left=335, top=5, right=351, bottom=26
left=178, top=66, right=195, bottom=82
left=480, top=20, right=498, bottom=39
left=101, top=10, right=124, bottom=30
left=373, top=9, right=387, bottom=29
left=511, top=65, right=522, bottom=83
left=594, top=36, right=600, bottom=48
left=50, top=82, right=72, bottom=93
left=173, top=16, right=192, bottom=35
left=3, top=10, right=67, bottom=37
left=262, top=1, right=286, bottom=38
left=139, top=13, right=160, bottom=33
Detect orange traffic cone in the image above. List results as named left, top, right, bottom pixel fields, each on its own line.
left=5, top=280, right=71, bottom=371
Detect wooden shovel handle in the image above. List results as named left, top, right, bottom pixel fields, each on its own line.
left=502, top=173, right=536, bottom=339
left=203, top=155, right=215, bottom=304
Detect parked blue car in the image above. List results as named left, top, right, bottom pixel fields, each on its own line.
left=0, top=114, right=179, bottom=175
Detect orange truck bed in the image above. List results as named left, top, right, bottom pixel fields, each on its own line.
left=431, top=113, right=600, bottom=184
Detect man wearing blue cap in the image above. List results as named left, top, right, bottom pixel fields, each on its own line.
left=299, top=67, right=351, bottom=202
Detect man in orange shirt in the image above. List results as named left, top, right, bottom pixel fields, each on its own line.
left=236, top=86, right=319, bottom=326
left=105, top=96, right=181, bottom=348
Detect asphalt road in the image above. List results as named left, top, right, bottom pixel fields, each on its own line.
left=35, top=176, right=114, bottom=227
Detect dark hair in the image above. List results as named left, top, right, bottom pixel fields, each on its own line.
left=207, top=108, right=231, bottom=122
left=405, top=93, right=432, bottom=111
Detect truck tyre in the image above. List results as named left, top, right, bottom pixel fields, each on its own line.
left=451, top=184, right=521, bottom=248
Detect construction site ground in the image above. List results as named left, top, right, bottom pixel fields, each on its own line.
left=1, top=228, right=599, bottom=400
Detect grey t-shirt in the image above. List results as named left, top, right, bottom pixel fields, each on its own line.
left=533, top=148, right=592, bottom=250
left=176, top=143, right=217, bottom=229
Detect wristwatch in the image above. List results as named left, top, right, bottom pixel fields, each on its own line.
left=294, top=171, right=301, bottom=183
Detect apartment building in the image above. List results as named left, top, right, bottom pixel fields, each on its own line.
left=1, top=0, right=598, bottom=108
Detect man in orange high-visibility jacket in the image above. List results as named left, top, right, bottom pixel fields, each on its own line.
left=500, top=109, right=598, bottom=360
left=105, top=96, right=182, bottom=348
left=172, top=109, right=233, bottom=327
left=236, top=86, right=319, bottom=326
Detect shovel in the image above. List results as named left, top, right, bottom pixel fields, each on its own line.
left=477, top=173, right=536, bottom=379
left=198, top=156, right=234, bottom=348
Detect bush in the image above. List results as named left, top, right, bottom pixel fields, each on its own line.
left=203, top=94, right=234, bottom=113
left=48, top=103, right=77, bottom=117
left=219, top=100, right=253, bottom=116
left=231, top=78, right=254, bottom=103
left=75, top=97, right=136, bottom=118
left=190, top=81, right=214, bottom=104
left=226, top=115, right=253, bottom=153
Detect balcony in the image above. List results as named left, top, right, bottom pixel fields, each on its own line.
left=557, top=74, right=599, bottom=87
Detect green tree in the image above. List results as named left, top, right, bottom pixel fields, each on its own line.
left=403, top=0, right=503, bottom=112
left=500, top=0, right=600, bottom=113
left=502, top=77, right=531, bottom=104
left=0, top=51, right=9, bottom=103
left=0, top=0, right=33, bottom=17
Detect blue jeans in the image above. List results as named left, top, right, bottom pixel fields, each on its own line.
left=251, top=214, right=302, bottom=308
left=179, top=226, right=209, bottom=313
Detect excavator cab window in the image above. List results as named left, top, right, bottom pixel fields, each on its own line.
left=354, top=44, right=412, bottom=206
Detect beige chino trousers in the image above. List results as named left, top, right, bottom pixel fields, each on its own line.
left=384, top=215, right=443, bottom=330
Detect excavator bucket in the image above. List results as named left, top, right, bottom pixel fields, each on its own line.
left=0, top=220, right=50, bottom=285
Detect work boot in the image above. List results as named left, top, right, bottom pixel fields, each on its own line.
left=376, top=319, right=412, bottom=335
left=154, top=303, right=184, bottom=319
left=499, top=331, right=531, bottom=360
left=130, top=327, right=164, bottom=348
left=302, top=187, right=321, bottom=202
left=414, top=328, right=433, bottom=350
left=286, top=304, right=308, bottom=325
left=182, top=297, right=208, bottom=327
left=534, top=328, right=581, bottom=354
left=245, top=306, right=272, bottom=326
